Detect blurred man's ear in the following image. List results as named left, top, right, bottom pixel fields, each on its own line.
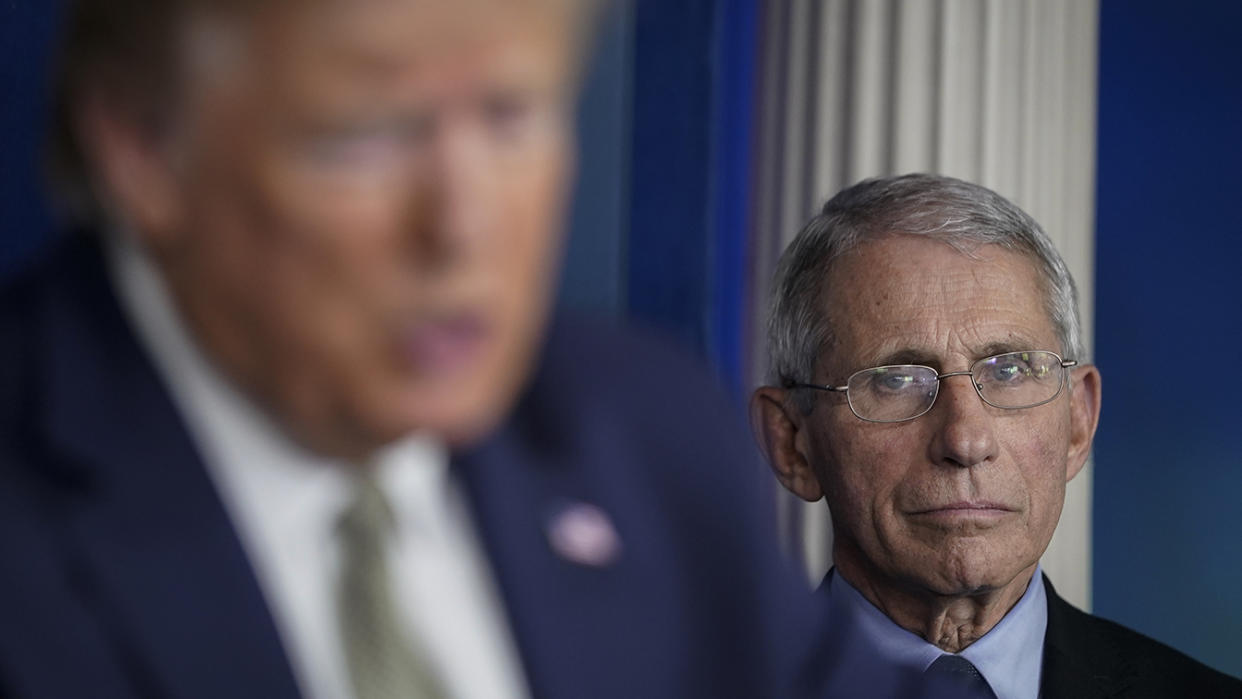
left=77, top=88, right=184, bottom=245
left=1065, top=365, right=1102, bottom=482
left=750, top=387, right=824, bottom=502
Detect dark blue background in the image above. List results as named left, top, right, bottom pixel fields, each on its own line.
left=1094, top=0, right=1242, bottom=677
left=560, top=0, right=758, bottom=395
left=0, top=1, right=63, bottom=275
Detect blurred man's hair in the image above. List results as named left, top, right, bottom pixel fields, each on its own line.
left=47, top=0, right=193, bottom=221
left=45, top=0, right=602, bottom=224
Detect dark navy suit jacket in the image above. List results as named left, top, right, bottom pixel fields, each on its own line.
left=803, top=573, right=1242, bottom=697
left=0, top=237, right=816, bottom=699
left=1040, top=576, right=1242, bottom=698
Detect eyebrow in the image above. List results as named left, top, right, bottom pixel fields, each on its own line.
left=976, top=340, right=1046, bottom=358
left=871, top=349, right=939, bottom=367
left=868, top=339, right=1046, bottom=369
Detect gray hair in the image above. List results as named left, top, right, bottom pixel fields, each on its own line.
left=766, top=173, right=1083, bottom=398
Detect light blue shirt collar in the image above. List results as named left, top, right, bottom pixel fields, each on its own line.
left=819, top=565, right=1047, bottom=699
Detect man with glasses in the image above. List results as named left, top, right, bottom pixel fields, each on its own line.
left=752, top=174, right=1241, bottom=697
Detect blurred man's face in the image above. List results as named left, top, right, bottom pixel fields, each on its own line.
left=804, top=236, right=1096, bottom=597
left=116, top=1, right=577, bottom=455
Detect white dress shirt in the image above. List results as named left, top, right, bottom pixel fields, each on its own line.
left=107, top=234, right=530, bottom=699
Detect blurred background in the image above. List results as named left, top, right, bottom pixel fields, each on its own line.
left=4, top=0, right=1240, bottom=678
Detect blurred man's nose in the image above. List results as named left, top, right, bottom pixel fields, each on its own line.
left=927, top=374, right=999, bottom=470
left=409, top=115, right=493, bottom=265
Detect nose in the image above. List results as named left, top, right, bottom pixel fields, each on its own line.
left=411, top=116, right=492, bottom=265
left=927, top=372, right=999, bottom=469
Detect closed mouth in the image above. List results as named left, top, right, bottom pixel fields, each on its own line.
left=911, top=501, right=1014, bottom=515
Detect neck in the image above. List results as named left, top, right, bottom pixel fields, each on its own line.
left=835, top=548, right=1037, bottom=653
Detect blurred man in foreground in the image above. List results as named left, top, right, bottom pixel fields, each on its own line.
left=0, top=1, right=812, bottom=697
left=752, top=174, right=1242, bottom=697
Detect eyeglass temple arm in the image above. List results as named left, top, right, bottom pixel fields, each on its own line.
left=788, top=382, right=849, bottom=393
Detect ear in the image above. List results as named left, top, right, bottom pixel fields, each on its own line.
left=1065, top=364, right=1102, bottom=483
left=77, top=88, right=185, bottom=247
left=750, top=387, right=824, bottom=502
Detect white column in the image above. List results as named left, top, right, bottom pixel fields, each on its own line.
left=751, top=0, right=1099, bottom=609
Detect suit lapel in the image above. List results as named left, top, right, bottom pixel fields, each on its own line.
left=453, top=402, right=684, bottom=699
left=1041, top=575, right=1135, bottom=699
left=34, top=240, right=302, bottom=699
left=452, top=425, right=600, bottom=699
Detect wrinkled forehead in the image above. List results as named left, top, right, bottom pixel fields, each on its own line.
left=818, top=236, right=1057, bottom=370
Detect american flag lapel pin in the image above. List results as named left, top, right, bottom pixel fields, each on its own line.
left=545, top=501, right=622, bottom=568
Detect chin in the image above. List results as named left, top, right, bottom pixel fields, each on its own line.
left=920, top=546, right=1020, bottom=596
left=935, top=574, right=1002, bottom=597
left=419, top=407, right=507, bottom=448
left=379, top=384, right=517, bottom=448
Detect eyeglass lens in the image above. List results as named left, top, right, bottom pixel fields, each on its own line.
left=845, top=350, right=1067, bottom=422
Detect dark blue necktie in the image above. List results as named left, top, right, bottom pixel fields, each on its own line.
left=922, top=654, right=997, bottom=699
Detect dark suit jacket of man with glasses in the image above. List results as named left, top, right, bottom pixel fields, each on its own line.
left=751, top=174, right=1242, bottom=698
left=0, top=1, right=818, bottom=697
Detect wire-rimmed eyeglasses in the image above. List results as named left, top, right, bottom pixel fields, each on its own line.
left=789, top=350, right=1078, bottom=423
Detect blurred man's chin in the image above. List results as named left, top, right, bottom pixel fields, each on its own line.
left=368, top=386, right=519, bottom=449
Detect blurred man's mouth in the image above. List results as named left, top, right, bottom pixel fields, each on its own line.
left=398, top=312, right=490, bottom=376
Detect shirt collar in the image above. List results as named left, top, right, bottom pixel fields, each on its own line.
left=825, top=565, right=1047, bottom=699
left=959, top=565, right=1047, bottom=699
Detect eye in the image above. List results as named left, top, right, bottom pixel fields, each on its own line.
left=987, top=358, right=1031, bottom=383
left=304, top=127, right=406, bottom=169
left=869, top=369, right=922, bottom=394
left=482, top=91, right=546, bottom=142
